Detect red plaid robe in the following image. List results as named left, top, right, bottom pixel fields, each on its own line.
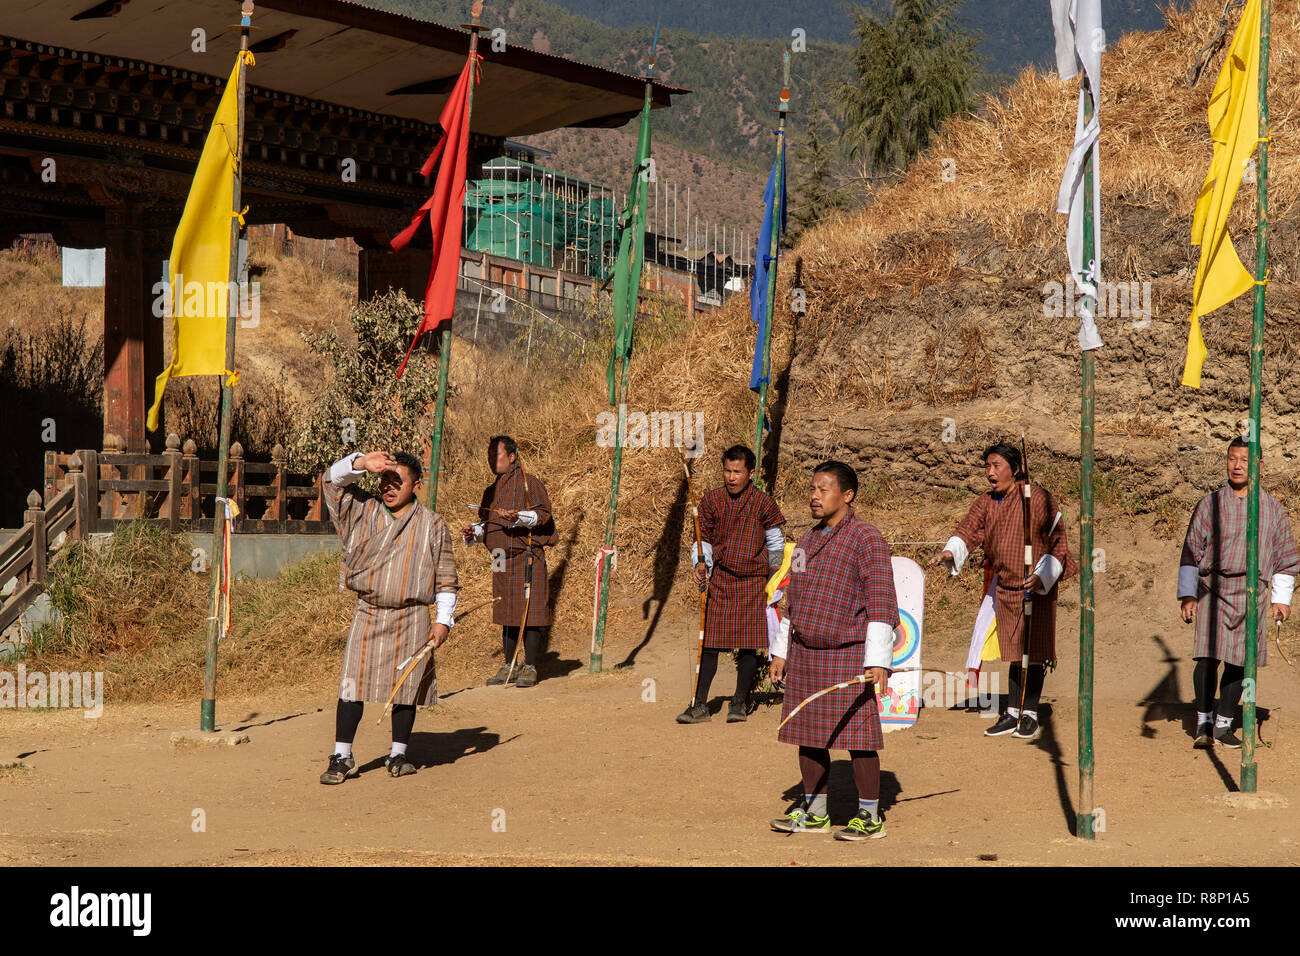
left=951, top=483, right=1077, bottom=663
left=1181, top=485, right=1300, bottom=667
left=698, top=483, right=785, bottom=650
left=475, top=464, right=556, bottom=627
left=777, top=507, right=899, bottom=751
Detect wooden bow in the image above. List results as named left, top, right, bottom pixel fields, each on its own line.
left=376, top=596, right=500, bottom=724
left=682, top=451, right=708, bottom=706
left=503, top=460, right=537, bottom=683
left=1018, top=437, right=1033, bottom=715
left=775, top=667, right=966, bottom=731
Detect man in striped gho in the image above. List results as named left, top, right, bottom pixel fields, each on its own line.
left=1178, top=437, right=1300, bottom=749
left=462, top=435, right=557, bottom=689
left=936, top=442, right=1076, bottom=742
left=319, top=450, right=460, bottom=785
left=769, top=460, right=897, bottom=842
left=677, top=444, right=786, bottom=724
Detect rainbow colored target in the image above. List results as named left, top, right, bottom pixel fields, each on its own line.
left=892, top=610, right=920, bottom=667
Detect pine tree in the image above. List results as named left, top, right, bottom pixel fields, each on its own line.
left=838, top=0, right=977, bottom=179
left=787, top=82, right=846, bottom=245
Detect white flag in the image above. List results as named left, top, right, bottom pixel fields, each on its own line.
left=1052, top=0, right=1104, bottom=351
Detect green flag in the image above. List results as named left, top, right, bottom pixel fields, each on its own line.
left=606, top=88, right=652, bottom=405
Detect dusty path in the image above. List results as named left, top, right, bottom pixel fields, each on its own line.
left=3, top=586, right=1299, bottom=867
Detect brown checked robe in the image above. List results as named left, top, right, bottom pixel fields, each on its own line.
left=950, top=483, right=1077, bottom=663
left=325, top=464, right=459, bottom=706
left=698, top=483, right=785, bottom=650
left=475, top=463, right=556, bottom=627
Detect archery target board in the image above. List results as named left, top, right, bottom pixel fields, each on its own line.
left=879, top=556, right=923, bottom=731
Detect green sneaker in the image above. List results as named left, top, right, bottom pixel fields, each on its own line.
left=770, top=807, right=831, bottom=833
left=834, top=809, right=886, bottom=841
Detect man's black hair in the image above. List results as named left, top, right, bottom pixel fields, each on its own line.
left=722, top=444, right=756, bottom=470
left=812, top=460, right=858, bottom=496
left=1228, top=435, right=1261, bottom=459
left=983, top=442, right=1026, bottom=481
left=489, top=435, right=518, bottom=459
left=392, top=450, right=422, bottom=483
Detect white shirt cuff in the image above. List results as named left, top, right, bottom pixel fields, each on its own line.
left=864, top=621, right=895, bottom=670
left=691, top=541, right=714, bottom=570
left=469, top=522, right=485, bottom=542
left=513, top=510, right=538, bottom=528
left=769, top=614, right=790, bottom=659
left=1272, top=573, right=1294, bottom=606
left=1177, top=565, right=1199, bottom=600
left=435, top=591, right=457, bottom=628
left=329, top=452, right=366, bottom=486
left=764, top=527, right=784, bottom=550
left=944, top=536, right=968, bottom=576
left=1034, top=554, right=1063, bottom=593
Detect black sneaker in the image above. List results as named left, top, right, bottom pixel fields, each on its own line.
left=1011, top=714, right=1042, bottom=741
left=1193, top=722, right=1214, bottom=749
left=486, top=665, right=516, bottom=686
left=676, top=703, right=710, bottom=724
left=385, top=753, right=417, bottom=777
left=1214, top=725, right=1242, bottom=749
left=727, top=700, right=748, bottom=722
left=984, top=713, right=1019, bottom=737
left=320, top=753, right=357, bottom=785
left=834, top=808, right=886, bottom=841
left=516, top=664, right=538, bottom=688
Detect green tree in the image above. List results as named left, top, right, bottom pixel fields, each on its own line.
left=837, top=0, right=977, bottom=179
left=787, top=82, right=847, bottom=245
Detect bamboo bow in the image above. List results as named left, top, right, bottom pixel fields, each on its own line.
left=775, top=667, right=967, bottom=731
left=682, top=451, right=709, bottom=707
left=503, top=461, right=537, bottom=683
left=376, top=596, right=500, bottom=724
left=1018, top=436, right=1034, bottom=717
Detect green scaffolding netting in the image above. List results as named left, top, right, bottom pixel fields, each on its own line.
left=464, top=159, right=617, bottom=277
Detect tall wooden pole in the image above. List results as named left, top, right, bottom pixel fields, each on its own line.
left=425, top=1, right=484, bottom=511
left=201, top=1, right=253, bottom=732
left=590, top=25, right=657, bottom=673
left=1242, top=0, right=1270, bottom=794
left=752, top=52, right=790, bottom=489
left=1076, top=76, right=1097, bottom=839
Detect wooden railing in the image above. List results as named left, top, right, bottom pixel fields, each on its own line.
left=0, top=483, right=79, bottom=635
left=43, top=433, right=335, bottom=535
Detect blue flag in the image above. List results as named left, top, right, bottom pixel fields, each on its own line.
left=749, top=131, right=786, bottom=392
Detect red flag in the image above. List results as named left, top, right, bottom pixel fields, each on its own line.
left=390, top=53, right=479, bottom=377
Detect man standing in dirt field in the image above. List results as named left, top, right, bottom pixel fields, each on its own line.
left=677, top=444, right=786, bottom=724
left=462, top=436, right=557, bottom=689
left=769, top=460, right=897, bottom=841
left=320, top=449, right=460, bottom=785
left=935, top=442, right=1076, bottom=742
left=1178, top=437, right=1300, bottom=749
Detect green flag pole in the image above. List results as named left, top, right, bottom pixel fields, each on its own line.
left=1242, top=0, right=1270, bottom=794
left=590, top=27, right=657, bottom=673
left=424, top=1, right=484, bottom=511
left=200, top=1, right=254, bottom=732
left=752, top=52, right=791, bottom=489
left=1076, top=74, right=1097, bottom=839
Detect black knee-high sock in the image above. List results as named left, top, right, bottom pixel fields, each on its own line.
left=335, top=699, right=363, bottom=744
left=1193, top=658, right=1219, bottom=714
left=503, top=626, right=544, bottom=667
left=1216, top=663, right=1245, bottom=719
left=694, top=648, right=720, bottom=705
left=849, top=749, right=881, bottom=802
left=1007, top=663, right=1021, bottom=713
left=733, top=649, right=759, bottom=703
left=391, top=703, right=416, bottom=745
left=1024, top=664, right=1045, bottom=712
left=798, top=746, right=831, bottom=795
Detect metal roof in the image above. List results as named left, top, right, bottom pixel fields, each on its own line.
left=7, top=0, right=687, bottom=136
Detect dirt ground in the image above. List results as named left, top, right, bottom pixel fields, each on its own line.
left=4, top=541, right=1300, bottom=868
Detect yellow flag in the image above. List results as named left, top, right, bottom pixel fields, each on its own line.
left=1182, top=0, right=1260, bottom=388
left=147, top=52, right=252, bottom=431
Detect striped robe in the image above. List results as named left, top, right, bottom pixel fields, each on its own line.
left=777, top=507, right=899, bottom=751
left=325, top=474, right=459, bottom=706
left=950, top=483, right=1077, bottom=663
left=698, top=483, right=785, bottom=650
left=1180, top=484, right=1300, bottom=667
left=475, top=463, right=556, bottom=627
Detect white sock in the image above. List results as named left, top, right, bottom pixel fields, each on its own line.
left=390, top=742, right=408, bottom=757
left=1006, top=707, right=1020, bottom=719
left=1023, top=710, right=1038, bottom=721
left=1196, top=711, right=1213, bottom=726
left=1215, top=714, right=1232, bottom=729
left=334, top=742, right=352, bottom=758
